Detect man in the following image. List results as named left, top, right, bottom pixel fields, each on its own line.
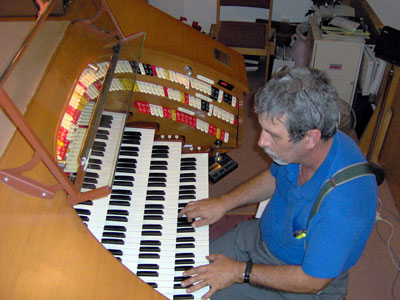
left=178, top=66, right=378, bottom=300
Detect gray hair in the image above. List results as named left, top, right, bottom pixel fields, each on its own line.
left=254, top=66, right=339, bottom=143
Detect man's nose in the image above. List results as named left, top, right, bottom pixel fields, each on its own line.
left=258, top=130, right=271, bottom=148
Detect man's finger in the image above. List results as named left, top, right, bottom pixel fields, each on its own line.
left=186, top=279, right=208, bottom=293
left=202, top=287, right=216, bottom=300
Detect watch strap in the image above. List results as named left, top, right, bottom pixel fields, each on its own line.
left=243, top=259, right=253, bottom=283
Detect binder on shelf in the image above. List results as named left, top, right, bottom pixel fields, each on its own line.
left=357, top=45, right=386, bottom=96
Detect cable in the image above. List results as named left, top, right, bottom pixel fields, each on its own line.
left=375, top=198, right=400, bottom=300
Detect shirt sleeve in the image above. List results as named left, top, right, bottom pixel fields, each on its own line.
left=301, top=175, right=378, bottom=278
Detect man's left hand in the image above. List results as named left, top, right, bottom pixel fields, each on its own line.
left=181, top=254, right=245, bottom=300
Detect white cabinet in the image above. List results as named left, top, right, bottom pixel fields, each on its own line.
left=309, top=16, right=365, bottom=106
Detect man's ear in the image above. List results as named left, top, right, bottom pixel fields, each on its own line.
left=305, top=129, right=321, bottom=149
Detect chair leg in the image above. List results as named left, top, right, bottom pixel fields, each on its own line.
left=264, top=54, right=271, bottom=82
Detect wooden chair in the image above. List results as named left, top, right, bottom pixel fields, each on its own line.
left=211, top=0, right=276, bottom=81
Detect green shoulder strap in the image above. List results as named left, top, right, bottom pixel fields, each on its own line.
left=294, top=162, right=375, bottom=240
left=306, top=161, right=375, bottom=230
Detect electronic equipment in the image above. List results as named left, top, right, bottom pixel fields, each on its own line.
left=208, top=152, right=238, bottom=183
left=375, top=26, right=400, bottom=66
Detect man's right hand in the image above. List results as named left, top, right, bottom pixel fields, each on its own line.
left=178, top=197, right=228, bottom=228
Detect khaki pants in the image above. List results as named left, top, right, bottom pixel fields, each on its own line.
left=210, top=219, right=347, bottom=300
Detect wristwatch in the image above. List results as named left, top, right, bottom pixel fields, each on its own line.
left=243, top=259, right=253, bottom=284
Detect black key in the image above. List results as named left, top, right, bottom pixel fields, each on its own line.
left=109, top=249, right=123, bottom=256
left=119, top=151, right=138, bottom=157
left=122, top=139, right=140, bottom=145
left=152, top=149, right=169, bottom=154
left=99, top=122, right=111, bottom=129
left=175, top=253, right=195, bottom=258
left=88, top=158, right=102, bottom=165
left=118, top=158, right=137, bottom=164
left=79, top=215, right=89, bottom=222
left=93, top=141, right=107, bottom=147
left=92, top=145, right=106, bottom=152
left=141, top=240, right=161, bottom=246
left=103, top=232, right=126, bottom=238
left=180, top=166, right=196, bottom=171
left=116, top=167, right=135, bottom=174
left=178, top=221, right=192, bottom=228
left=147, top=182, right=166, bottom=187
left=150, top=165, right=168, bottom=170
left=181, top=157, right=196, bottom=162
left=173, top=294, right=194, bottom=300
left=83, top=177, right=98, bottom=184
left=179, top=190, right=196, bottom=195
left=139, top=246, right=160, bottom=252
left=117, top=162, right=136, bottom=168
left=101, top=238, right=124, bottom=245
left=136, top=271, right=158, bottom=277
left=95, top=128, right=109, bottom=135
left=106, top=216, right=128, bottom=222
left=148, top=177, right=166, bottom=183
left=174, top=276, right=190, bottom=282
left=180, top=178, right=196, bottom=183
left=87, top=164, right=101, bottom=170
left=139, top=253, right=160, bottom=259
left=143, top=215, right=163, bottom=221
left=153, top=145, right=169, bottom=150
left=144, top=209, right=164, bottom=215
left=145, top=204, right=164, bottom=209
left=176, top=243, right=195, bottom=249
left=141, top=230, right=162, bottom=236
left=123, top=131, right=141, bottom=137
left=113, top=181, right=133, bottom=187
left=145, top=195, right=165, bottom=201
left=149, top=173, right=167, bottom=178
left=179, top=195, right=196, bottom=200
left=95, top=134, right=108, bottom=140
left=181, top=162, right=196, bottom=166
left=180, top=173, right=196, bottom=178
left=146, top=190, right=165, bottom=196
left=75, top=208, right=91, bottom=215
left=109, top=200, right=130, bottom=207
left=138, top=264, right=159, bottom=270
left=173, top=284, right=186, bottom=290
left=104, top=225, right=126, bottom=232
left=82, top=183, right=96, bottom=189
left=179, top=185, right=196, bottom=190
left=176, top=237, right=195, bottom=243
left=177, top=228, right=195, bottom=233
left=114, top=176, right=134, bottom=182
left=85, top=172, right=99, bottom=178
left=110, top=195, right=131, bottom=201
left=120, top=146, right=139, bottom=152
left=112, top=189, right=132, bottom=195
left=107, top=209, right=129, bottom=216
left=142, top=224, right=162, bottom=230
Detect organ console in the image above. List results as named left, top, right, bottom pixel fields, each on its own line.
left=0, top=0, right=247, bottom=299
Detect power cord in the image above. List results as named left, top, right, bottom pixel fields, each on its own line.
left=375, top=198, right=400, bottom=300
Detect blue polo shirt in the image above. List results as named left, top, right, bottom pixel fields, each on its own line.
left=260, top=131, right=378, bottom=278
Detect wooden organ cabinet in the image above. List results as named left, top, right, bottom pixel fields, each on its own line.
left=0, top=0, right=248, bottom=299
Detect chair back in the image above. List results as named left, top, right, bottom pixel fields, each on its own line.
left=220, top=0, right=271, bottom=8
left=216, top=0, right=273, bottom=36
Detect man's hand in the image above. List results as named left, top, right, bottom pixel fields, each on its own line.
left=178, top=198, right=228, bottom=228
left=181, top=254, right=245, bottom=300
